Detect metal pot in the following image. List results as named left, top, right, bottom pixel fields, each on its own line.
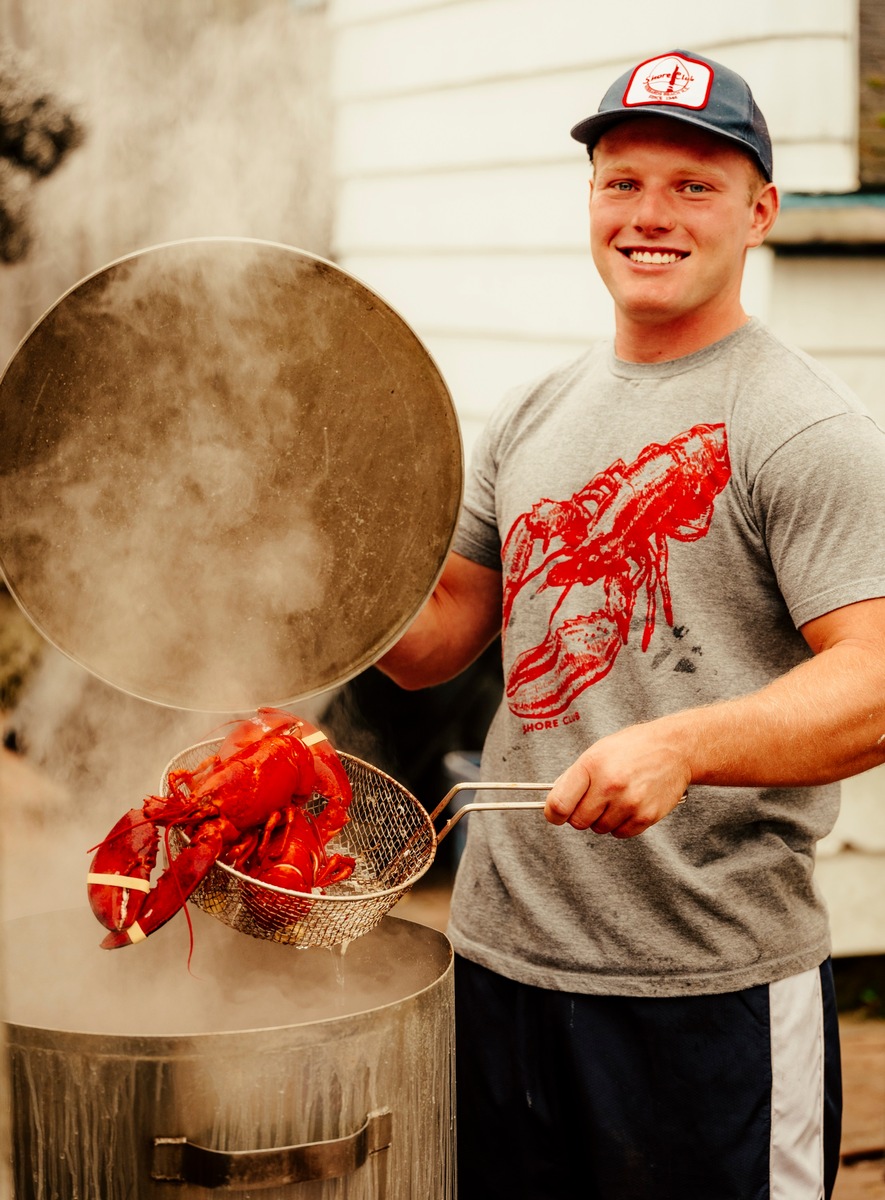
left=4, top=907, right=454, bottom=1199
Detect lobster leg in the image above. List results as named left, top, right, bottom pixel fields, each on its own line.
left=313, top=852, right=357, bottom=888
left=247, top=806, right=355, bottom=892
left=87, top=808, right=160, bottom=933
left=99, top=819, right=226, bottom=949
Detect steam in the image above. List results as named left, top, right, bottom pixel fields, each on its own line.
left=0, top=0, right=332, bottom=366
left=0, top=3, right=446, bottom=1040
left=4, top=904, right=447, bottom=1036
left=0, top=3, right=338, bottom=705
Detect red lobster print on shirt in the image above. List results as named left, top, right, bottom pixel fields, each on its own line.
left=502, top=423, right=731, bottom=718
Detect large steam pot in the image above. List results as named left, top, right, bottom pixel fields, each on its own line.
left=5, top=908, right=454, bottom=1198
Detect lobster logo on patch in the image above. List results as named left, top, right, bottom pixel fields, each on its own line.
left=501, top=423, right=730, bottom=718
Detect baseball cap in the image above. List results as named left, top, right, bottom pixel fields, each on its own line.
left=570, top=50, right=773, bottom=181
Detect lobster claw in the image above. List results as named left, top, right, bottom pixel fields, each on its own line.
left=505, top=611, right=622, bottom=718
left=99, top=819, right=226, bottom=949
left=87, top=808, right=159, bottom=933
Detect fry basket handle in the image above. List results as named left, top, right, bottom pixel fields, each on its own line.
left=431, top=781, right=554, bottom=844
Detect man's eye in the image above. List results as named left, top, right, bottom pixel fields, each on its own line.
left=684, top=183, right=708, bottom=194
left=612, top=181, right=634, bottom=191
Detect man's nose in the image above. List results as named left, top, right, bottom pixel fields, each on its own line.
left=631, top=187, right=676, bottom=232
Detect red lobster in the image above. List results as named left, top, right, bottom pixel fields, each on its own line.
left=501, top=423, right=731, bottom=717
left=87, top=709, right=354, bottom=949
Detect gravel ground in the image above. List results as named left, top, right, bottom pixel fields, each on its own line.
left=835, top=1017, right=885, bottom=1198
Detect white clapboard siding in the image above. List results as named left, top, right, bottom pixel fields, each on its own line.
left=332, top=0, right=446, bottom=23
left=817, top=764, right=885, bottom=957
left=334, top=40, right=855, bottom=193
left=768, top=257, right=885, bottom=426
left=816, top=854, right=885, bottom=957
left=332, top=0, right=851, bottom=100
left=341, top=250, right=613, bottom=341
left=337, top=162, right=592, bottom=254
left=770, top=257, right=885, bottom=350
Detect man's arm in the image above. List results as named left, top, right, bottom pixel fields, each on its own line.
left=545, top=596, right=885, bottom=838
left=377, top=551, right=503, bottom=690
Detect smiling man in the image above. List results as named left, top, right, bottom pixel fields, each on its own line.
left=378, top=49, right=885, bottom=1199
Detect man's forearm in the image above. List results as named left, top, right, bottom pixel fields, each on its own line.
left=376, top=552, right=504, bottom=691
left=659, top=638, right=885, bottom=787
left=547, top=599, right=885, bottom=836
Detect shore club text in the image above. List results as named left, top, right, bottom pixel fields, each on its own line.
left=522, top=711, right=581, bottom=735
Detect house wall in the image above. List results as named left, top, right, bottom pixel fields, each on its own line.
left=329, top=0, right=885, bottom=954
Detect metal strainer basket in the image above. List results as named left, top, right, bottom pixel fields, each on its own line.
left=162, top=738, right=550, bottom=949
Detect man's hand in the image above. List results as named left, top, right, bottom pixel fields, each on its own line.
left=544, top=724, right=691, bottom=838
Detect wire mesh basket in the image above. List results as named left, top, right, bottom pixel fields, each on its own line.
left=163, top=740, right=437, bottom=949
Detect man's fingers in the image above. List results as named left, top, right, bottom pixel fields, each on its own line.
left=544, top=764, right=591, bottom=825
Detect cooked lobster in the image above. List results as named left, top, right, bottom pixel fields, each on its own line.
left=87, top=708, right=354, bottom=949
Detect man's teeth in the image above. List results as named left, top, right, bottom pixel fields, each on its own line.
left=628, top=250, right=683, bottom=264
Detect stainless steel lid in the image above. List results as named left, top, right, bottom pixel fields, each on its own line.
left=0, top=238, right=462, bottom=711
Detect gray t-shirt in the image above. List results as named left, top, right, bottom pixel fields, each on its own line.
left=449, top=318, right=885, bottom=997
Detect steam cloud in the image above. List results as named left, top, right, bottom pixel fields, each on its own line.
left=0, top=2, right=337, bottom=928
left=0, top=0, right=332, bottom=365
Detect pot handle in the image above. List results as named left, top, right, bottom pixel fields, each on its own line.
left=151, top=1108, right=392, bottom=1190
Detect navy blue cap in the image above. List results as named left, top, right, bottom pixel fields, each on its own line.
left=570, top=50, right=773, bottom=181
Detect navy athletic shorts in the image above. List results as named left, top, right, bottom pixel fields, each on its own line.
left=455, top=954, right=841, bottom=1200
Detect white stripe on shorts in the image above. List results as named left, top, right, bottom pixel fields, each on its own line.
left=769, top=965, right=825, bottom=1199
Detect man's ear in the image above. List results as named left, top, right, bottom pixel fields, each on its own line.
left=748, top=182, right=779, bottom=248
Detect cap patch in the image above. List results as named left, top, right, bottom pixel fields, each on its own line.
left=623, top=54, right=713, bottom=111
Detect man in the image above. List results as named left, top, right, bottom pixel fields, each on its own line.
left=378, top=49, right=885, bottom=1199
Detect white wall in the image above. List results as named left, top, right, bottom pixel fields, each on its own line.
left=768, top=255, right=885, bottom=426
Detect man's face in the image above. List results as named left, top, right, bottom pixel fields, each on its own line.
left=589, top=117, right=776, bottom=350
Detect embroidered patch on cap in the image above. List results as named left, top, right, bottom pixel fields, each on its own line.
left=623, top=54, right=714, bottom=110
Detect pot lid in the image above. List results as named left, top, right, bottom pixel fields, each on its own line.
left=0, top=238, right=462, bottom=711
